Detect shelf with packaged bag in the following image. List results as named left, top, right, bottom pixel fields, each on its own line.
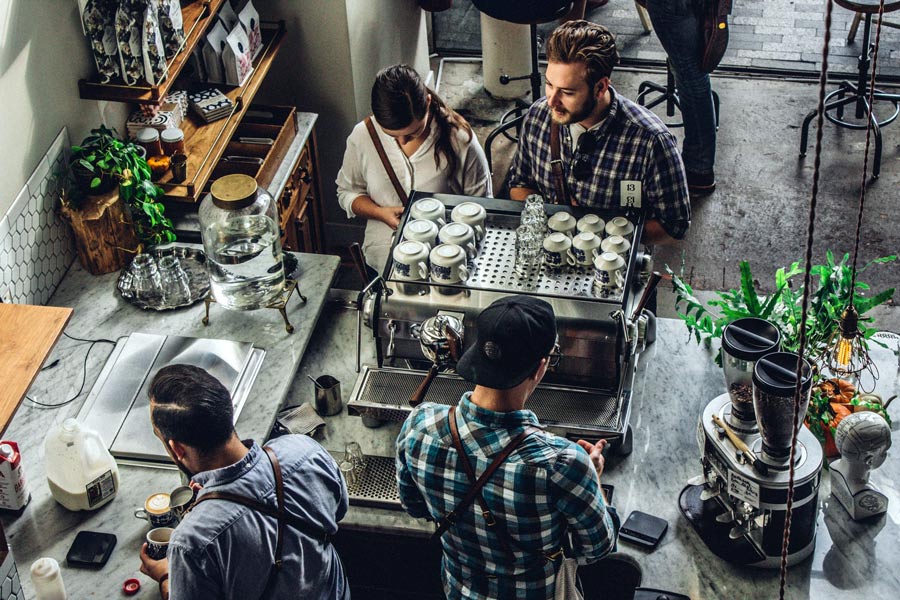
left=156, top=20, right=286, bottom=203
left=78, top=0, right=226, bottom=104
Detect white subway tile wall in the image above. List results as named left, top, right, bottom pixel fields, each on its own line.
left=0, top=128, right=76, bottom=305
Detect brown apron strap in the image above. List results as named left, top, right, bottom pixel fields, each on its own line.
left=432, top=406, right=532, bottom=556
left=264, top=447, right=286, bottom=573
left=365, top=116, right=409, bottom=206
left=549, top=121, right=572, bottom=206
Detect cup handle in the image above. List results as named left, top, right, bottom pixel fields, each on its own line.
left=615, top=270, right=626, bottom=289
left=436, top=218, right=446, bottom=228
left=135, top=509, right=148, bottom=520
left=458, top=264, right=469, bottom=282
left=466, top=242, right=477, bottom=257
left=566, top=250, right=577, bottom=267
left=417, top=262, right=429, bottom=280
left=475, top=224, right=485, bottom=239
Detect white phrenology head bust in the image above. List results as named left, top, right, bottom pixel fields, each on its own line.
left=835, top=412, right=892, bottom=469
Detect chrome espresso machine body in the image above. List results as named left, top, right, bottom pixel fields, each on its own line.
left=349, top=193, right=654, bottom=447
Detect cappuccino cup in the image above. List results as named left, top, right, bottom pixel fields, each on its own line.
left=605, top=216, right=634, bottom=241
left=135, top=492, right=175, bottom=528
left=600, top=234, right=631, bottom=260
left=569, top=232, right=602, bottom=267
left=450, top=202, right=487, bottom=241
left=393, top=240, right=430, bottom=281
left=593, top=251, right=626, bottom=297
left=439, top=222, right=477, bottom=259
left=146, top=527, right=174, bottom=560
left=576, top=213, right=605, bottom=236
left=430, top=243, right=469, bottom=284
left=543, top=232, right=574, bottom=269
left=547, top=211, right=577, bottom=237
left=410, top=197, right=446, bottom=227
left=402, top=219, right=439, bottom=249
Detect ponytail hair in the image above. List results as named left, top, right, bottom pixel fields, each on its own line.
left=371, top=64, right=473, bottom=174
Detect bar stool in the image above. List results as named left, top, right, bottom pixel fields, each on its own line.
left=475, top=0, right=580, bottom=171
left=636, top=60, right=720, bottom=130
left=799, top=0, right=900, bottom=179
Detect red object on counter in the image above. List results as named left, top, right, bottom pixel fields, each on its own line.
left=123, top=578, right=141, bottom=595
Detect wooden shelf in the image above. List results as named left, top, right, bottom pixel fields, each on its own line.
left=158, top=21, right=286, bottom=202
left=78, top=0, right=225, bottom=104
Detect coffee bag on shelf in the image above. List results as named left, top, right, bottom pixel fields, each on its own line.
left=156, top=0, right=185, bottom=59
left=82, top=0, right=120, bottom=84
left=142, top=0, right=169, bottom=86
left=115, top=0, right=144, bottom=85
left=223, top=24, right=253, bottom=86
left=202, top=19, right=228, bottom=84
left=238, top=0, right=262, bottom=59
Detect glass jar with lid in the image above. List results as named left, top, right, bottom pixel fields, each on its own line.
left=135, top=127, right=163, bottom=158
left=199, top=174, right=285, bottom=310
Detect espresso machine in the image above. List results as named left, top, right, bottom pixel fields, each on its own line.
left=681, top=319, right=824, bottom=568
left=345, top=193, right=656, bottom=506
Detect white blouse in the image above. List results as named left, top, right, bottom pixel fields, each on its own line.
left=336, top=117, right=492, bottom=271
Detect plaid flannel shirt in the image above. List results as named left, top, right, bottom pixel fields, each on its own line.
left=507, top=87, right=691, bottom=240
left=396, top=393, right=618, bottom=600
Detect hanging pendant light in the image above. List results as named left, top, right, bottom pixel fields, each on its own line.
left=822, top=304, right=876, bottom=380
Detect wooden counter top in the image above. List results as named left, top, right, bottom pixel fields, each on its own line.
left=0, top=303, right=72, bottom=436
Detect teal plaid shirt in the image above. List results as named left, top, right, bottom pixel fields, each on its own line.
left=396, top=393, right=618, bottom=600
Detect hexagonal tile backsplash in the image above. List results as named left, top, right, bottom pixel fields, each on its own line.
left=0, top=128, right=76, bottom=305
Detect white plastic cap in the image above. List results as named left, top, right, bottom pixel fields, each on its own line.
left=30, top=557, right=60, bottom=579
left=0, top=443, right=13, bottom=457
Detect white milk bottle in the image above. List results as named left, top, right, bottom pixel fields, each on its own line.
left=44, top=419, right=119, bottom=511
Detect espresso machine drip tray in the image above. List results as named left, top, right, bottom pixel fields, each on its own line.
left=76, top=332, right=265, bottom=466
left=348, top=366, right=625, bottom=440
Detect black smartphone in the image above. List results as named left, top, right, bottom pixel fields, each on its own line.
left=66, top=531, right=117, bottom=569
left=618, top=510, right=668, bottom=549
left=601, top=483, right=615, bottom=505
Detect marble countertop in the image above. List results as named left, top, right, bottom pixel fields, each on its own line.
left=0, top=251, right=338, bottom=599
left=295, top=304, right=900, bottom=599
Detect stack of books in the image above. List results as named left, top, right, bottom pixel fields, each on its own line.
left=188, top=88, right=234, bottom=124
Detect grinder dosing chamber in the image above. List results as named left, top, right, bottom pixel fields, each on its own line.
left=752, top=352, right=813, bottom=464
left=721, top=318, right=781, bottom=433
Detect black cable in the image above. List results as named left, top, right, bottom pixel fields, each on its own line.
left=25, top=334, right=117, bottom=409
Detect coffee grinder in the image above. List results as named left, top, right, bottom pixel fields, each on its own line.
left=681, top=319, right=824, bottom=568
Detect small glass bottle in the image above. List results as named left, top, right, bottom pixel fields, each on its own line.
left=199, top=174, right=285, bottom=310
left=130, top=253, right=162, bottom=303
left=31, top=557, right=67, bottom=600
left=160, top=128, right=185, bottom=156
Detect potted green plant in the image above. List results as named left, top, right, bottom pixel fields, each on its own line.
left=68, top=125, right=137, bottom=198
left=666, top=252, right=896, bottom=453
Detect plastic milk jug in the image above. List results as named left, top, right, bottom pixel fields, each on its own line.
left=0, top=441, right=31, bottom=510
left=30, top=557, right=67, bottom=600
left=44, top=419, right=119, bottom=511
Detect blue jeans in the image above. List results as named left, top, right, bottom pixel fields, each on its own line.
left=644, top=0, right=717, bottom=176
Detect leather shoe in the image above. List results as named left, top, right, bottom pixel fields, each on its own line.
left=686, top=170, right=716, bottom=196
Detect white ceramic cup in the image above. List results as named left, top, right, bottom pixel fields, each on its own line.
left=547, top=211, right=577, bottom=237
left=450, top=202, right=487, bottom=241
left=438, top=222, right=477, bottom=259
left=600, top=234, right=632, bottom=260
left=605, top=216, right=634, bottom=240
left=430, top=243, right=469, bottom=284
left=576, top=213, right=606, bottom=236
left=543, top=232, right=574, bottom=268
left=402, top=219, right=439, bottom=249
left=410, top=197, right=446, bottom=227
left=392, top=240, right=430, bottom=281
left=146, top=527, right=174, bottom=560
left=569, top=231, right=602, bottom=267
left=593, top=251, right=626, bottom=296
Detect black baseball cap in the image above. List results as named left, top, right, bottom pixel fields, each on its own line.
left=456, top=296, right=557, bottom=390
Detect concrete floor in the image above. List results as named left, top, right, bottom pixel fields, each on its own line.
left=433, top=59, right=900, bottom=332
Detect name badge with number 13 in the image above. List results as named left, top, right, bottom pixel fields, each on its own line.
left=620, top=180, right=641, bottom=208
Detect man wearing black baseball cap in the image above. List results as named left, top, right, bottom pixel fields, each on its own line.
left=396, top=296, right=618, bottom=599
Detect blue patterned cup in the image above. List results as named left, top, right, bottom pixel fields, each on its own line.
left=146, top=527, right=174, bottom=560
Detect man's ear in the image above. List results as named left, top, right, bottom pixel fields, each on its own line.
left=168, top=439, right=187, bottom=462
left=533, top=357, right=549, bottom=382
left=594, top=77, right=610, bottom=98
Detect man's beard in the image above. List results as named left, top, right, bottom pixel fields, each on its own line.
left=550, top=93, right=598, bottom=125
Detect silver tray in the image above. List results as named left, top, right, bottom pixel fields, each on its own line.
left=117, top=249, right=301, bottom=311
left=117, top=246, right=210, bottom=311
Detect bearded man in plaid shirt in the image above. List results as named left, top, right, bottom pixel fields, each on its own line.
left=396, top=296, right=618, bottom=599
left=508, top=20, right=691, bottom=244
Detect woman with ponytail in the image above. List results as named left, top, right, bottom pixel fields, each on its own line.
left=337, top=64, right=492, bottom=274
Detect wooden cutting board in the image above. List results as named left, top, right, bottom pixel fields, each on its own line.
left=0, top=303, right=73, bottom=436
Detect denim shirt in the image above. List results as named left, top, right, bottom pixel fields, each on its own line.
left=168, top=436, right=350, bottom=600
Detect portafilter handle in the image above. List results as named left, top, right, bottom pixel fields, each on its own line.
left=631, top=271, right=662, bottom=322
left=410, top=364, right=439, bottom=407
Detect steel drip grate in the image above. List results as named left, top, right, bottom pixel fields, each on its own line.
left=331, top=452, right=401, bottom=509
left=348, top=369, right=623, bottom=431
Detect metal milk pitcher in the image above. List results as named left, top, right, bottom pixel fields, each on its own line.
left=310, top=375, right=343, bottom=416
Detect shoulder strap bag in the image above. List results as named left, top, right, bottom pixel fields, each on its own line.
left=365, top=116, right=409, bottom=206
left=549, top=120, right=571, bottom=206
left=192, top=446, right=331, bottom=599
left=699, top=0, right=732, bottom=74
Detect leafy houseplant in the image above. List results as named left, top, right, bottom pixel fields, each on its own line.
left=666, top=252, right=897, bottom=448
left=64, top=126, right=176, bottom=247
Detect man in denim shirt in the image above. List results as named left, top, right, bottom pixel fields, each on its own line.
left=396, top=297, right=618, bottom=599
left=139, top=364, right=349, bottom=599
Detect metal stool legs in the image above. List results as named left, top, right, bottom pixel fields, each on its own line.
left=636, top=60, right=721, bottom=129
left=799, top=12, right=900, bottom=179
